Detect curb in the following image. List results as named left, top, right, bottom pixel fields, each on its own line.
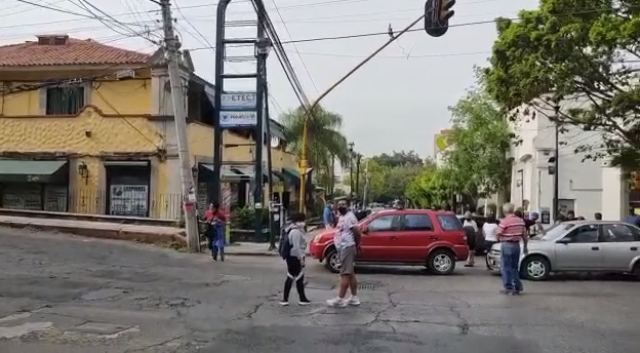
left=224, top=250, right=313, bottom=257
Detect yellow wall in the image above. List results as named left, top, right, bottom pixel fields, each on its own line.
left=187, top=122, right=299, bottom=202
left=0, top=79, right=152, bottom=117
left=187, top=122, right=298, bottom=169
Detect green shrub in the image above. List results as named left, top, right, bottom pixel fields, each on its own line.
left=230, top=206, right=269, bottom=229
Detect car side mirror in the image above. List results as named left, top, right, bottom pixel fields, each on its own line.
left=556, top=237, right=571, bottom=244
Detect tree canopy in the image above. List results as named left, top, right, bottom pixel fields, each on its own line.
left=280, top=106, right=349, bottom=190
left=484, top=0, right=640, bottom=166
left=443, top=81, right=513, bottom=198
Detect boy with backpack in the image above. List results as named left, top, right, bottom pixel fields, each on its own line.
left=279, top=212, right=311, bottom=306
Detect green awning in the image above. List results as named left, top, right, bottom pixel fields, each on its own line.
left=281, top=167, right=301, bottom=185
left=0, top=160, right=67, bottom=183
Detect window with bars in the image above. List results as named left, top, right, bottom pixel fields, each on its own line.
left=46, top=85, right=85, bottom=115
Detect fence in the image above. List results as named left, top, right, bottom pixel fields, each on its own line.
left=67, top=189, right=183, bottom=220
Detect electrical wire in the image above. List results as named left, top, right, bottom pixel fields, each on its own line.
left=270, top=0, right=319, bottom=95
left=0, top=0, right=507, bottom=32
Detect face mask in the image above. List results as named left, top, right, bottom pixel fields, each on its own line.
left=338, top=206, right=347, bottom=215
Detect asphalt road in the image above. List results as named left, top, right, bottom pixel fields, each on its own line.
left=1, top=228, right=639, bottom=353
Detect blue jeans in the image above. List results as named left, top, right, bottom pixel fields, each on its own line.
left=500, top=242, right=522, bottom=292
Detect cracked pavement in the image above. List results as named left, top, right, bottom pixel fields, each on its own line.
left=1, top=228, right=639, bottom=352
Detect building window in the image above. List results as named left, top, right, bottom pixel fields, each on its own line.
left=46, top=85, right=84, bottom=115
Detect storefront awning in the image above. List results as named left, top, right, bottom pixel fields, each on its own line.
left=0, top=160, right=68, bottom=183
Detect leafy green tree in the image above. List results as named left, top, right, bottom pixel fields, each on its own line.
left=443, top=82, right=513, bottom=198
left=370, top=150, right=425, bottom=168
left=405, top=167, right=455, bottom=209
left=280, top=106, right=350, bottom=189
left=484, top=0, right=640, bottom=167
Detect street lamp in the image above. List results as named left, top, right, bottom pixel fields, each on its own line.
left=254, top=37, right=272, bottom=57
left=348, top=142, right=355, bottom=197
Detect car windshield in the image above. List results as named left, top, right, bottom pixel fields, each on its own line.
left=538, top=223, right=575, bottom=240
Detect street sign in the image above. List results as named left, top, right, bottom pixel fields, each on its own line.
left=220, top=111, right=257, bottom=127
left=221, top=92, right=256, bottom=110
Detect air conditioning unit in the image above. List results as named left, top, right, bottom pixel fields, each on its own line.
left=115, top=69, right=135, bottom=79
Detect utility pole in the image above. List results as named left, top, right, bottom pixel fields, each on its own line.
left=553, top=104, right=560, bottom=222
left=254, top=8, right=268, bottom=242
left=362, top=159, right=369, bottom=207
left=159, top=0, right=199, bottom=252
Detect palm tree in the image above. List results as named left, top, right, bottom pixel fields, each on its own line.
left=280, top=105, right=350, bottom=191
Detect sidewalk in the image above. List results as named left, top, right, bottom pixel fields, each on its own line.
left=224, top=228, right=323, bottom=257
left=0, top=214, right=185, bottom=243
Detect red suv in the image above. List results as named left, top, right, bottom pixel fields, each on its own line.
left=309, top=209, right=469, bottom=275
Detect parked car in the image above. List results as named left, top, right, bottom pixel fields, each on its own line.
left=308, top=209, right=469, bottom=275
left=486, top=220, right=640, bottom=280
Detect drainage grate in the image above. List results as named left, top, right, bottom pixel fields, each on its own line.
left=357, top=282, right=376, bottom=290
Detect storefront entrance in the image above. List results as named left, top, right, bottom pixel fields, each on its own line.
left=105, top=161, right=151, bottom=217
left=0, top=160, right=69, bottom=212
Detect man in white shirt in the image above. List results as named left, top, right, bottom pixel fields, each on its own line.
left=327, top=197, right=361, bottom=307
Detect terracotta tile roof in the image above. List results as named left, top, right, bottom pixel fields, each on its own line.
left=0, top=35, right=153, bottom=67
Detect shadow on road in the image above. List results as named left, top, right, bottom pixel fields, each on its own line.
left=354, top=265, right=466, bottom=277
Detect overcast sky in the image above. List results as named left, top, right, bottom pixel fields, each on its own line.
left=0, top=0, right=538, bottom=158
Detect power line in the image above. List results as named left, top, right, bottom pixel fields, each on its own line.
left=270, top=0, right=319, bottom=95
left=0, top=0, right=507, bottom=32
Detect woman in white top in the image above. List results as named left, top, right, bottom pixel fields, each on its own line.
left=482, top=214, right=499, bottom=270
left=462, top=211, right=478, bottom=267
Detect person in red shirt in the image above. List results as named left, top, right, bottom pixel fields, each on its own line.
left=203, top=202, right=226, bottom=261
left=496, top=203, right=528, bottom=295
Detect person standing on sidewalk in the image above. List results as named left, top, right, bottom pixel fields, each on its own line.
left=496, top=203, right=527, bottom=295
left=280, top=212, right=311, bottom=306
left=204, top=202, right=226, bottom=262
left=327, top=197, right=361, bottom=307
left=323, top=201, right=336, bottom=229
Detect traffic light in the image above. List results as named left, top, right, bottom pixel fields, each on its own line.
left=424, top=0, right=455, bottom=37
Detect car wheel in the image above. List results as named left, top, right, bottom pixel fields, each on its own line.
left=520, top=256, right=550, bottom=281
left=632, top=261, right=640, bottom=279
left=324, top=248, right=340, bottom=273
left=427, top=249, right=456, bottom=275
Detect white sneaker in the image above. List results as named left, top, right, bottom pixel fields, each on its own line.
left=279, top=301, right=289, bottom=306
left=326, top=297, right=347, bottom=307
left=298, top=300, right=311, bottom=306
left=347, top=296, right=361, bottom=306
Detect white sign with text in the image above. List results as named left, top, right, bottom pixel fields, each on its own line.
left=220, top=111, right=257, bottom=127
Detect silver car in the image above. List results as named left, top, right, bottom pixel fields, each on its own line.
left=486, top=220, right=640, bottom=280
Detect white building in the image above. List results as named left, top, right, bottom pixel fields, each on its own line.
left=510, top=101, right=629, bottom=222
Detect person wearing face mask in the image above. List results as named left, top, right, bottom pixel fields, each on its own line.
left=327, top=197, right=361, bottom=307
left=279, top=212, right=311, bottom=306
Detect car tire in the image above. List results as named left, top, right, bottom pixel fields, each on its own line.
left=426, top=249, right=456, bottom=275
left=324, top=248, right=340, bottom=274
left=632, top=261, right=640, bottom=279
left=520, top=255, right=550, bottom=281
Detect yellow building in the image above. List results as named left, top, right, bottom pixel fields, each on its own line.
left=0, top=34, right=300, bottom=219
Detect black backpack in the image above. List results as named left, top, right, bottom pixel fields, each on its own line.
left=278, top=228, right=293, bottom=259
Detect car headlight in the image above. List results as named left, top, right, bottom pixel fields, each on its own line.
left=313, top=235, right=322, bottom=243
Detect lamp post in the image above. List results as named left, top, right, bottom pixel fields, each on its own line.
left=355, top=153, right=362, bottom=201
left=348, top=142, right=355, bottom=197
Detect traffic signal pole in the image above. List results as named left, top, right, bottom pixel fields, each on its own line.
left=297, top=1, right=456, bottom=213
left=297, top=14, right=428, bottom=212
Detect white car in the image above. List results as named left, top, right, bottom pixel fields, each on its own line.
left=486, top=220, right=640, bottom=280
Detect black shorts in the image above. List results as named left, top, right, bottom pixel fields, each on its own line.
left=464, top=227, right=477, bottom=250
